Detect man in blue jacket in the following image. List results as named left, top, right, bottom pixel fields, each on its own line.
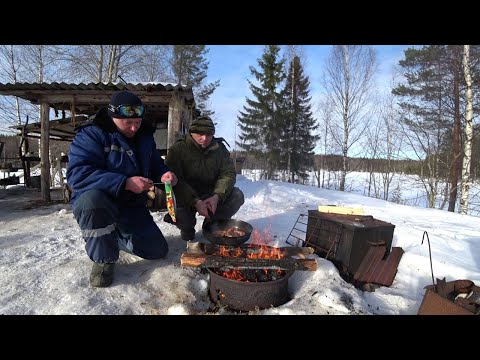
left=67, top=90, right=177, bottom=287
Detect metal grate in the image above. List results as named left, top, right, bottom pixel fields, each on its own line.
left=301, top=213, right=345, bottom=261
left=285, top=213, right=343, bottom=262
left=285, top=214, right=308, bottom=247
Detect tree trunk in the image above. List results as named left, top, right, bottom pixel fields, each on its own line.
left=460, top=45, right=474, bottom=215
left=449, top=47, right=461, bottom=212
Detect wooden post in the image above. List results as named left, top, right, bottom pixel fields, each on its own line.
left=167, top=93, right=186, bottom=150
left=57, top=157, right=64, bottom=189
left=167, top=95, right=179, bottom=150
left=40, top=102, right=51, bottom=202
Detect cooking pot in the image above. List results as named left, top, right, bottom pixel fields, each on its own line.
left=202, top=219, right=253, bottom=246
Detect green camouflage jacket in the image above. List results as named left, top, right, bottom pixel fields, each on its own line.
left=165, top=133, right=236, bottom=210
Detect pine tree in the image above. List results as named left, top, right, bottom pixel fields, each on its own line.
left=393, top=45, right=480, bottom=211
left=281, top=56, right=319, bottom=183
left=170, top=45, right=219, bottom=117
left=237, top=45, right=285, bottom=180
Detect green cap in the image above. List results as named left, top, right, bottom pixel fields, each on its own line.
left=189, top=116, right=215, bottom=135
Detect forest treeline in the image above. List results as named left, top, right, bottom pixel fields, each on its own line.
left=1, top=45, right=479, bottom=214
left=234, top=45, right=480, bottom=214
left=234, top=151, right=479, bottom=181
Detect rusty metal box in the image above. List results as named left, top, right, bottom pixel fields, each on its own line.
left=305, top=210, right=395, bottom=275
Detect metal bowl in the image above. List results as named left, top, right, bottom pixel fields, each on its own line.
left=202, top=219, right=253, bottom=246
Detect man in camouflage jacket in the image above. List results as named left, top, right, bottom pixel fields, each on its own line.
left=164, top=116, right=244, bottom=241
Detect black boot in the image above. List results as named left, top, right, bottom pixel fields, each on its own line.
left=90, top=263, right=115, bottom=287
left=180, top=230, right=195, bottom=241
left=163, top=213, right=174, bottom=224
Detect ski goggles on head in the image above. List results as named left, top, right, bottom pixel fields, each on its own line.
left=108, top=104, right=145, bottom=118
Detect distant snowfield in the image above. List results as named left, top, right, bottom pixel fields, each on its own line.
left=242, top=169, right=480, bottom=217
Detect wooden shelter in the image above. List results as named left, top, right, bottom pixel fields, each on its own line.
left=0, top=82, right=196, bottom=202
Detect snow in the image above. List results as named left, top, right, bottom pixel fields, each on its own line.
left=1, top=174, right=480, bottom=315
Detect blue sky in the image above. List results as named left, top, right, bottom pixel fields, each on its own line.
left=205, top=45, right=411, bottom=150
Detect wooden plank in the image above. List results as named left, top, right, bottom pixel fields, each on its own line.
left=318, top=205, right=364, bottom=215
left=181, top=253, right=317, bottom=271
left=187, top=242, right=315, bottom=258
left=353, top=247, right=404, bottom=287
left=417, top=289, right=473, bottom=315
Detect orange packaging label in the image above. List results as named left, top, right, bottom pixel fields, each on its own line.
left=165, top=181, right=176, bottom=222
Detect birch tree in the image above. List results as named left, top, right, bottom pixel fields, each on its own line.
left=321, top=45, right=378, bottom=191
left=460, top=45, right=474, bottom=214
left=55, top=45, right=138, bottom=83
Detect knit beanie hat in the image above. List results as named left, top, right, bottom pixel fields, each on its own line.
left=108, top=90, right=145, bottom=118
left=189, top=116, right=215, bottom=135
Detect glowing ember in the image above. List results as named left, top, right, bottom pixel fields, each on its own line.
left=213, top=227, right=287, bottom=282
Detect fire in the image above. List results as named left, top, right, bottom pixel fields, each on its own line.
left=247, top=228, right=284, bottom=259
left=219, top=269, right=247, bottom=281
left=213, top=227, right=286, bottom=282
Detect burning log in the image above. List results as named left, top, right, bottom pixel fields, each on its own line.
left=181, top=253, right=317, bottom=271
left=186, top=242, right=315, bottom=259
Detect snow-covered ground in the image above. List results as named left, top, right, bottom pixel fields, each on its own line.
left=1, top=174, right=479, bottom=315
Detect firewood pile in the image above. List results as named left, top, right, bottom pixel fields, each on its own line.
left=181, top=242, right=317, bottom=272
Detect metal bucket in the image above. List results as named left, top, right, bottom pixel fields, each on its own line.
left=208, top=268, right=292, bottom=311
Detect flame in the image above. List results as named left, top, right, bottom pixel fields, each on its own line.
left=220, top=269, right=247, bottom=281
left=214, top=227, right=286, bottom=281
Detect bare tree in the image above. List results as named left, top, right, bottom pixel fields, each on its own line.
left=0, top=45, right=23, bottom=130
left=315, top=97, right=337, bottom=188
left=363, top=93, right=404, bottom=200
left=321, top=45, right=378, bottom=191
left=19, top=45, right=61, bottom=83
left=129, top=46, right=173, bottom=82
left=398, top=106, right=444, bottom=208
left=54, top=45, right=139, bottom=83
left=460, top=45, right=474, bottom=214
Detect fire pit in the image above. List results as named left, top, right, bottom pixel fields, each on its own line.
left=181, top=241, right=316, bottom=312
left=208, top=268, right=293, bottom=311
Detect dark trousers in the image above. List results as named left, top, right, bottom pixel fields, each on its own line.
left=72, top=189, right=168, bottom=263
left=174, top=187, right=245, bottom=240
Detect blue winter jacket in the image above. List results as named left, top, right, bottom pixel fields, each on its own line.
left=66, top=108, right=169, bottom=207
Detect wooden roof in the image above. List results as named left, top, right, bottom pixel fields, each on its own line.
left=0, top=82, right=195, bottom=125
